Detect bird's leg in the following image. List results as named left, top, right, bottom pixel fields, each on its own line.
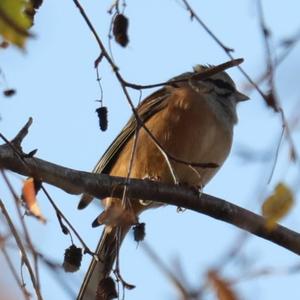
left=176, top=182, right=204, bottom=213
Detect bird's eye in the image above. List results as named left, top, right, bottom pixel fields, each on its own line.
left=210, top=79, right=235, bottom=92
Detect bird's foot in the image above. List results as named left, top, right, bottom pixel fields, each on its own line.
left=175, top=182, right=204, bottom=213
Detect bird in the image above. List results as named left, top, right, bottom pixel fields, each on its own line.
left=77, top=64, right=249, bottom=300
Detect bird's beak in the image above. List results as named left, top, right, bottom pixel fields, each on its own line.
left=235, top=90, right=249, bottom=102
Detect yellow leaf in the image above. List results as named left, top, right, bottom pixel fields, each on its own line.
left=262, top=183, right=294, bottom=230
left=207, top=270, right=238, bottom=300
left=22, top=177, right=46, bottom=223
left=0, top=0, right=32, bottom=48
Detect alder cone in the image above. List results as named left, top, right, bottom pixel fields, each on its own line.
left=113, top=14, right=129, bottom=47
left=96, top=106, right=108, bottom=131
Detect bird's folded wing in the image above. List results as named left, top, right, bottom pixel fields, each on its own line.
left=78, top=87, right=170, bottom=209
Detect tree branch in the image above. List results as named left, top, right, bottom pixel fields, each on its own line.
left=1, top=122, right=300, bottom=256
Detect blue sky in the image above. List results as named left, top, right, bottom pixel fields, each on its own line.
left=1, top=0, right=300, bottom=299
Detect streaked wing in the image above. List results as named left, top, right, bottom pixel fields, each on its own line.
left=78, top=87, right=170, bottom=209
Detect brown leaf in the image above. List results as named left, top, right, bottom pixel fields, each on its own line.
left=112, top=14, right=129, bottom=47
left=207, top=270, right=238, bottom=300
left=133, top=222, right=145, bottom=242
left=0, top=40, right=9, bottom=48
left=264, top=91, right=279, bottom=112
left=21, top=177, right=46, bottom=223
left=95, top=106, right=108, bottom=131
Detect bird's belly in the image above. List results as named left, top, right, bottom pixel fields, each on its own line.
left=110, top=88, right=233, bottom=189
left=143, top=95, right=233, bottom=188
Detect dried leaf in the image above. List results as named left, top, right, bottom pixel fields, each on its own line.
left=264, top=91, right=279, bottom=112
left=0, top=0, right=32, bottom=48
left=63, top=245, right=82, bottom=272
left=22, top=177, right=46, bottom=223
left=3, top=89, right=16, bottom=97
left=112, top=14, right=129, bottom=47
left=95, top=106, right=108, bottom=131
left=208, top=270, right=238, bottom=300
left=289, top=146, right=297, bottom=162
left=0, top=40, right=9, bottom=48
left=133, top=222, right=145, bottom=242
left=31, top=0, right=43, bottom=10
left=262, top=183, right=294, bottom=230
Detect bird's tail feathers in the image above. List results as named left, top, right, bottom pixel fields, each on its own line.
left=77, top=225, right=130, bottom=300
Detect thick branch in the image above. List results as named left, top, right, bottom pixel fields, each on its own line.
left=0, top=130, right=300, bottom=255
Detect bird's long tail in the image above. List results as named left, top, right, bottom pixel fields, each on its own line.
left=77, top=225, right=130, bottom=300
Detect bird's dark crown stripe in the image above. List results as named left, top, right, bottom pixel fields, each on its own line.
left=204, top=78, right=235, bottom=92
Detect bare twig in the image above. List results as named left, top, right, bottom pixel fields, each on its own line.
left=257, top=0, right=298, bottom=169
left=142, top=242, right=193, bottom=300
left=1, top=122, right=93, bottom=258
left=267, top=124, right=285, bottom=184
left=71, top=0, right=230, bottom=172
left=228, top=262, right=300, bottom=285
left=244, top=28, right=300, bottom=92
left=1, top=169, right=42, bottom=293
left=0, top=198, right=43, bottom=300
left=180, top=0, right=266, bottom=100
left=40, top=186, right=94, bottom=256
left=180, top=0, right=298, bottom=176
left=1, top=246, right=31, bottom=300
left=121, top=59, right=244, bottom=90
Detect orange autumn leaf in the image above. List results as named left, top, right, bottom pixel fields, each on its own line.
left=262, top=183, right=294, bottom=230
left=22, top=177, right=46, bottom=223
left=207, top=270, right=238, bottom=300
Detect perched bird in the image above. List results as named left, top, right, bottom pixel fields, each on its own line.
left=77, top=65, right=249, bottom=300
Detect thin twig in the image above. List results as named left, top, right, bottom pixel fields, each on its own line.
left=0, top=198, right=43, bottom=300
left=72, top=0, right=226, bottom=173
left=0, top=127, right=94, bottom=258
left=1, top=169, right=41, bottom=293
left=267, top=124, right=285, bottom=184
left=40, top=186, right=94, bottom=256
left=142, top=242, right=194, bottom=300
left=257, top=0, right=298, bottom=168
left=228, top=262, right=300, bottom=285
left=1, top=247, right=31, bottom=300
left=121, top=59, right=244, bottom=90
left=180, top=0, right=298, bottom=175
left=180, top=0, right=263, bottom=97
left=244, top=27, right=300, bottom=92
left=180, top=0, right=299, bottom=165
